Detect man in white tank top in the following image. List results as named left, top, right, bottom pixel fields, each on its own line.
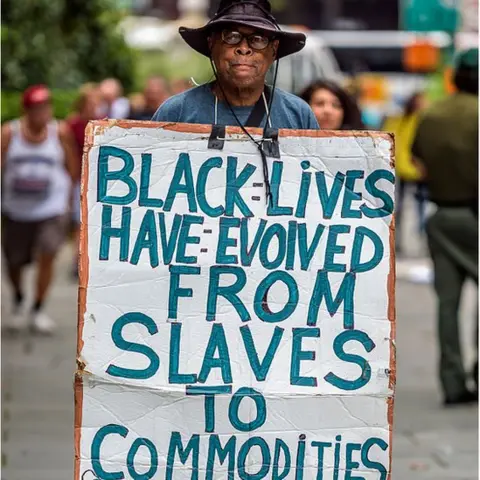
left=1, top=85, right=77, bottom=334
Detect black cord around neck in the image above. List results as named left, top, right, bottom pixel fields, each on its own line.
left=265, top=58, right=279, bottom=130
left=210, top=59, right=279, bottom=204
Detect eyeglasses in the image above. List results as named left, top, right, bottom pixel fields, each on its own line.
left=221, top=29, right=274, bottom=50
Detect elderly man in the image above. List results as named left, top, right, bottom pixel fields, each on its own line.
left=152, top=0, right=318, bottom=130
left=412, top=48, right=479, bottom=406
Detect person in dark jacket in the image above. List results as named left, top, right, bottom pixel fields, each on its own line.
left=412, top=48, right=479, bottom=406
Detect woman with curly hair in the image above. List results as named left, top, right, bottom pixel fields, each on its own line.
left=299, top=79, right=365, bottom=130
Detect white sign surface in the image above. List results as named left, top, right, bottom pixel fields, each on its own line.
left=75, top=121, right=396, bottom=480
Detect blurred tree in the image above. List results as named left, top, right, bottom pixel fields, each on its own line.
left=1, top=0, right=71, bottom=90
left=1, top=0, right=135, bottom=91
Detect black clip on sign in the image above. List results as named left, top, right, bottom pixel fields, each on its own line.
left=208, top=125, right=225, bottom=150
left=262, top=127, right=280, bottom=159
left=207, top=125, right=280, bottom=159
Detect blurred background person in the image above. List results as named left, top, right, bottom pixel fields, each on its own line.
left=128, top=92, right=146, bottom=119
left=299, top=79, right=365, bottom=130
left=169, top=78, right=192, bottom=96
left=1, top=85, right=77, bottom=334
left=98, top=78, right=130, bottom=119
left=412, top=48, right=479, bottom=406
left=129, top=76, right=169, bottom=121
left=383, top=91, right=429, bottom=255
left=66, top=83, right=101, bottom=278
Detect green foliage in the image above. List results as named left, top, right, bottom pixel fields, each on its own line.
left=1, top=0, right=135, bottom=91
left=135, top=50, right=213, bottom=91
left=61, top=0, right=136, bottom=91
left=1, top=90, right=77, bottom=123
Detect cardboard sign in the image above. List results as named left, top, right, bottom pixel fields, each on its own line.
left=75, top=121, right=396, bottom=480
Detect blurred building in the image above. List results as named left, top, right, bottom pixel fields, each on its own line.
left=120, top=0, right=179, bottom=18
left=126, top=0, right=400, bottom=30
left=457, top=0, right=478, bottom=49
left=460, top=0, right=479, bottom=33
left=208, top=0, right=399, bottom=30
left=123, top=0, right=479, bottom=36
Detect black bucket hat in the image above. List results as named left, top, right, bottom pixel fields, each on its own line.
left=179, top=0, right=307, bottom=60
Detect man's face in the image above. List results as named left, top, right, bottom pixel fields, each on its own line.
left=26, top=102, right=53, bottom=129
left=100, top=79, right=121, bottom=105
left=208, top=26, right=279, bottom=89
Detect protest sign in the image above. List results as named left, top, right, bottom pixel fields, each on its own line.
left=75, top=120, right=396, bottom=479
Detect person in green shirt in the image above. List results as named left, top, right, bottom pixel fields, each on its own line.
left=412, top=48, right=478, bottom=406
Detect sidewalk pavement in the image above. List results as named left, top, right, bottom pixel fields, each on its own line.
left=2, top=244, right=478, bottom=479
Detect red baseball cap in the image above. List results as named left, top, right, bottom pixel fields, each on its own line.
left=22, top=85, right=51, bottom=109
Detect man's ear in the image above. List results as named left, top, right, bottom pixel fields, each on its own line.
left=207, top=34, right=214, bottom=52
left=272, top=39, right=280, bottom=58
